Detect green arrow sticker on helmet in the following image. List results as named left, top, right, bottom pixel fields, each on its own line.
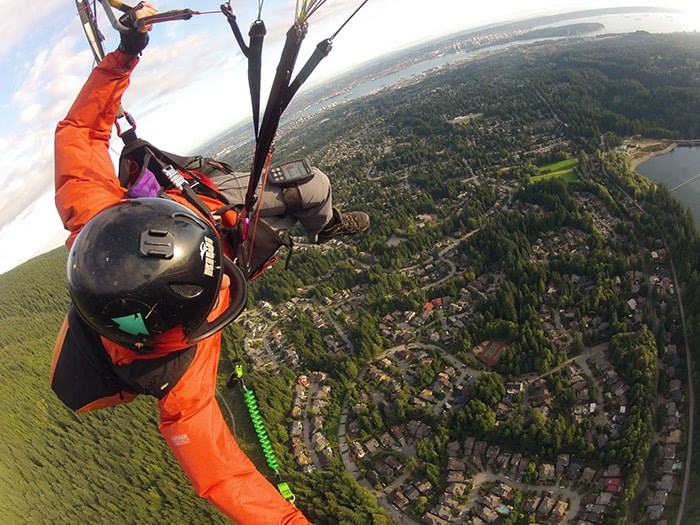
left=112, top=313, right=150, bottom=336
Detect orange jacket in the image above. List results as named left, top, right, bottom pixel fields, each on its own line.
left=54, top=50, right=310, bottom=525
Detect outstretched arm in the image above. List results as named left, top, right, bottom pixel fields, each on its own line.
left=54, top=51, right=138, bottom=246
left=54, top=2, right=156, bottom=246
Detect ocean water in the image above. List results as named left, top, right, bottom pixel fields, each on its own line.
left=636, top=147, right=700, bottom=230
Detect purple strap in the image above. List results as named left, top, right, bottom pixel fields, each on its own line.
left=127, top=167, right=161, bottom=198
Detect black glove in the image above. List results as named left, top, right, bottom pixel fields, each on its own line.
left=119, top=29, right=149, bottom=56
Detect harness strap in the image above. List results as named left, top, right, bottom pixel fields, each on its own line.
left=221, top=3, right=266, bottom=140
left=119, top=139, right=233, bottom=224
left=221, top=1, right=370, bottom=220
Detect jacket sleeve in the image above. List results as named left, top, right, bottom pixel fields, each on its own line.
left=157, top=294, right=310, bottom=524
left=54, top=50, right=137, bottom=247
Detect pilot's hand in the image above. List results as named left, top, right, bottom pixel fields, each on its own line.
left=118, top=2, right=157, bottom=55
left=133, top=2, right=158, bottom=33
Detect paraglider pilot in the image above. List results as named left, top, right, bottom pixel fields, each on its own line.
left=50, top=2, right=369, bottom=523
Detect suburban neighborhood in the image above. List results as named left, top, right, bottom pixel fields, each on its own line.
left=233, top=165, right=688, bottom=524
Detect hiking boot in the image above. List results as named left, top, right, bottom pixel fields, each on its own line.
left=317, top=208, right=370, bottom=244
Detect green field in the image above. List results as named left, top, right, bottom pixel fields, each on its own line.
left=532, top=158, right=579, bottom=182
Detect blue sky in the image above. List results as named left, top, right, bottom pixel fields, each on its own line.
left=0, top=0, right=697, bottom=274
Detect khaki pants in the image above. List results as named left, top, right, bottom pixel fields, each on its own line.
left=209, top=166, right=333, bottom=243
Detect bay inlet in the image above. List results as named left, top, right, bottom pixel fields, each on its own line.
left=635, top=146, right=700, bottom=231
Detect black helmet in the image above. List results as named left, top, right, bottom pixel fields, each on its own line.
left=67, top=198, right=247, bottom=352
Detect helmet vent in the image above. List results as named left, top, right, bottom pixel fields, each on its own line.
left=140, top=229, right=175, bottom=259
left=169, top=283, right=205, bottom=298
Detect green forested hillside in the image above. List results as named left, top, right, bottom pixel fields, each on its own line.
left=0, top=248, right=228, bottom=524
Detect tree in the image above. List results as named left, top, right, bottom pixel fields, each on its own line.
left=523, top=461, right=539, bottom=483
left=473, top=372, right=506, bottom=405
left=416, top=438, right=439, bottom=463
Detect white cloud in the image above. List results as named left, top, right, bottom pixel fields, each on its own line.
left=0, top=189, right=66, bottom=275
left=0, top=127, right=55, bottom=227
left=0, top=31, right=93, bottom=236
left=19, top=103, right=43, bottom=124
left=0, top=0, right=63, bottom=62
left=122, top=34, right=251, bottom=152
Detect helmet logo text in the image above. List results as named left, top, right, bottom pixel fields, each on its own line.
left=200, top=237, right=216, bottom=277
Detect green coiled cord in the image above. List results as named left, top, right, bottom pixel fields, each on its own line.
left=243, top=385, right=280, bottom=475
left=229, top=363, right=295, bottom=502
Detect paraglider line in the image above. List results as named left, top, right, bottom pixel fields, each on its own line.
left=331, top=0, right=369, bottom=40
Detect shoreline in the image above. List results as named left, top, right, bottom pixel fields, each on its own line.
left=630, top=143, right=677, bottom=169
left=631, top=140, right=700, bottom=169
left=631, top=141, right=700, bottom=230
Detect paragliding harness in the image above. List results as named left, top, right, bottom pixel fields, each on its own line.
left=77, top=0, right=369, bottom=279
left=51, top=306, right=198, bottom=412
left=117, top=139, right=294, bottom=281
